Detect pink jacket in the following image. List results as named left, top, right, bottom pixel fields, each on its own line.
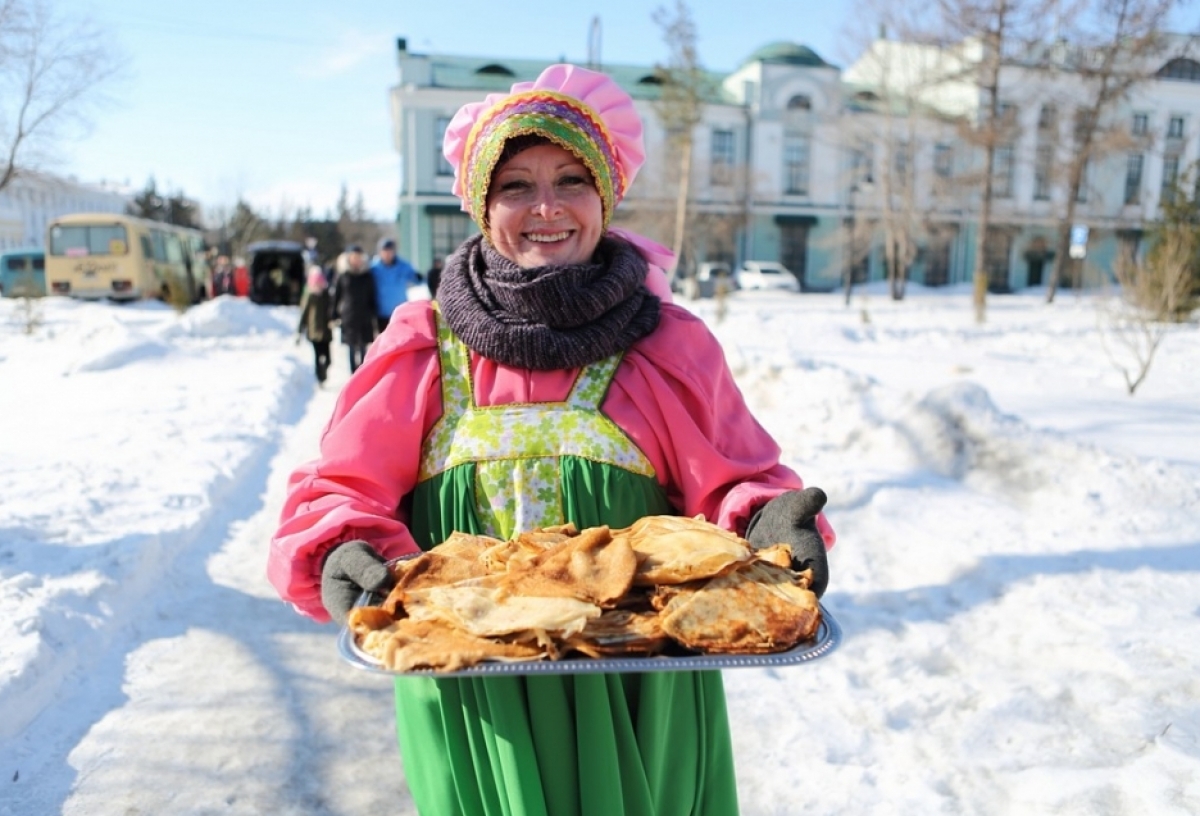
left=268, top=300, right=833, bottom=621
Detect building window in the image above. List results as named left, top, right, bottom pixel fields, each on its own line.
left=1034, top=144, right=1052, bottom=201
left=1075, top=160, right=1089, bottom=203
left=1168, top=116, right=1185, bottom=139
left=851, top=147, right=874, bottom=188
left=430, top=211, right=473, bottom=259
left=1074, top=108, right=1096, bottom=144
left=892, top=140, right=911, bottom=188
left=783, top=133, right=810, bottom=195
left=1157, top=57, right=1200, bottom=81
left=1161, top=154, right=1181, bottom=204
left=1125, top=154, right=1144, bottom=204
left=993, top=144, right=1015, bottom=198
left=934, top=144, right=953, bottom=178
left=1132, top=113, right=1149, bottom=135
left=435, top=117, right=453, bottom=176
left=786, top=94, right=811, bottom=111
left=1037, top=104, right=1057, bottom=131
left=710, top=129, right=735, bottom=185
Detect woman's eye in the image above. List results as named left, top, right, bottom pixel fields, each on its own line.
left=498, top=180, right=530, bottom=193
left=559, top=175, right=588, bottom=187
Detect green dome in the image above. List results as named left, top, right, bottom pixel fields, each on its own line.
left=743, top=41, right=829, bottom=67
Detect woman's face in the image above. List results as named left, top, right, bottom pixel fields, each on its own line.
left=486, top=143, right=603, bottom=268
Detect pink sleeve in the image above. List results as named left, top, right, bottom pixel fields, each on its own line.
left=606, top=305, right=835, bottom=544
left=266, top=302, right=440, bottom=621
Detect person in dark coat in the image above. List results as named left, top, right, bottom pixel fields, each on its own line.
left=296, top=265, right=333, bottom=385
left=425, top=257, right=444, bottom=299
left=332, top=244, right=377, bottom=374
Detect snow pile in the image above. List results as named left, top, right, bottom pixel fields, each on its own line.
left=1, top=288, right=1198, bottom=815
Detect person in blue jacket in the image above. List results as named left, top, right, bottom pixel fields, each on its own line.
left=370, top=237, right=418, bottom=332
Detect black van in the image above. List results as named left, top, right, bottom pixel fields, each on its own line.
left=246, top=240, right=305, bottom=305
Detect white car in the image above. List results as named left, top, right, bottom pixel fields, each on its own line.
left=736, top=261, right=799, bottom=292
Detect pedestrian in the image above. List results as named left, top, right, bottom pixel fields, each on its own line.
left=211, top=255, right=234, bottom=296
left=302, top=236, right=320, bottom=269
left=268, top=63, right=834, bottom=816
left=370, top=237, right=418, bottom=332
left=424, top=256, right=444, bottom=299
left=231, top=257, right=250, bottom=298
left=331, top=245, right=377, bottom=374
left=296, top=264, right=333, bottom=385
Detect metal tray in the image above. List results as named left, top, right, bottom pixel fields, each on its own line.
left=337, top=597, right=842, bottom=678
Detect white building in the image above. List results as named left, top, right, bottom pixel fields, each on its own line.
left=0, top=172, right=131, bottom=251
left=386, top=34, right=1200, bottom=292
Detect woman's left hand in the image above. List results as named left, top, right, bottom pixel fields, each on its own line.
left=745, top=487, right=830, bottom=598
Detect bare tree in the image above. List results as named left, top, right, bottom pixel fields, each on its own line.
left=1098, top=253, right=1171, bottom=395
left=849, top=33, right=932, bottom=301
left=851, top=0, right=1052, bottom=320
left=0, top=0, right=121, bottom=192
left=652, top=0, right=712, bottom=287
left=1043, top=0, right=1181, bottom=302
left=1097, top=166, right=1199, bottom=394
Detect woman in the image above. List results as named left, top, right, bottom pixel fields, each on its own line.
left=331, top=244, right=377, bottom=373
left=296, top=264, right=333, bottom=385
left=269, top=64, right=833, bottom=816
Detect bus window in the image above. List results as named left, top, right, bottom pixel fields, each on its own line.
left=141, top=235, right=154, bottom=259
left=49, top=224, right=129, bottom=256
left=151, top=230, right=169, bottom=262
left=165, top=234, right=184, bottom=264
left=5, top=257, right=27, bottom=271
left=32, top=257, right=44, bottom=270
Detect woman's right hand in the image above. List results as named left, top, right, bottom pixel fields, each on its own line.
left=320, top=541, right=396, bottom=623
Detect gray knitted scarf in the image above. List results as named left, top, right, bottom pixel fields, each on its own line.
left=436, top=234, right=661, bottom=370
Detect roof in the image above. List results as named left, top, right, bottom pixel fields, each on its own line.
left=741, top=41, right=832, bottom=68
left=418, top=53, right=734, bottom=104
left=47, top=212, right=203, bottom=234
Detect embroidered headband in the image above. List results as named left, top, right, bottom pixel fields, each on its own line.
left=443, top=64, right=646, bottom=236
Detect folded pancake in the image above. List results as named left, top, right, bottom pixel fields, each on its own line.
left=614, top=515, right=752, bottom=585
left=403, top=583, right=602, bottom=638
left=751, top=543, right=794, bottom=570
left=563, top=609, right=669, bottom=658
left=658, top=560, right=820, bottom=653
left=494, top=525, right=636, bottom=608
left=358, top=618, right=545, bottom=672
left=380, top=548, right=495, bottom=615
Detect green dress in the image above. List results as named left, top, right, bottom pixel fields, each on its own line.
left=393, top=313, right=740, bottom=816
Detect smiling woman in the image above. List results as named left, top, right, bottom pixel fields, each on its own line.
left=269, top=62, right=833, bottom=816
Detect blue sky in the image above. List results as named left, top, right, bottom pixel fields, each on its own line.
left=53, top=1, right=849, bottom=221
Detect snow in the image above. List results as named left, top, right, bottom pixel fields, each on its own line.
left=2, top=286, right=1198, bottom=815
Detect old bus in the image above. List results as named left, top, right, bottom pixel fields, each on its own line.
left=45, top=213, right=208, bottom=303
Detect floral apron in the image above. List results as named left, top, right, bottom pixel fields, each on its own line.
left=392, top=311, right=739, bottom=816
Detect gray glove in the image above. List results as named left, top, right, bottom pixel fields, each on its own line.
left=320, top=540, right=395, bottom=624
left=745, top=487, right=830, bottom=598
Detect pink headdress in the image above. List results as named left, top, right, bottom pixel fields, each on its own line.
left=442, top=64, right=646, bottom=235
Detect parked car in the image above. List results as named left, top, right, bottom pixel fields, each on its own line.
left=0, top=248, right=46, bottom=297
left=674, top=261, right=735, bottom=299
left=245, top=240, right=305, bottom=305
left=736, top=261, right=799, bottom=292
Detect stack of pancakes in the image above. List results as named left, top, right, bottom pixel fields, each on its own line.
left=348, top=515, right=821, bottom=673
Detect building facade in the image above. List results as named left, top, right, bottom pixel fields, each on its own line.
left=0, top=172, right=130, bottom=251
left=387, top=35, right=1200, bottom=291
